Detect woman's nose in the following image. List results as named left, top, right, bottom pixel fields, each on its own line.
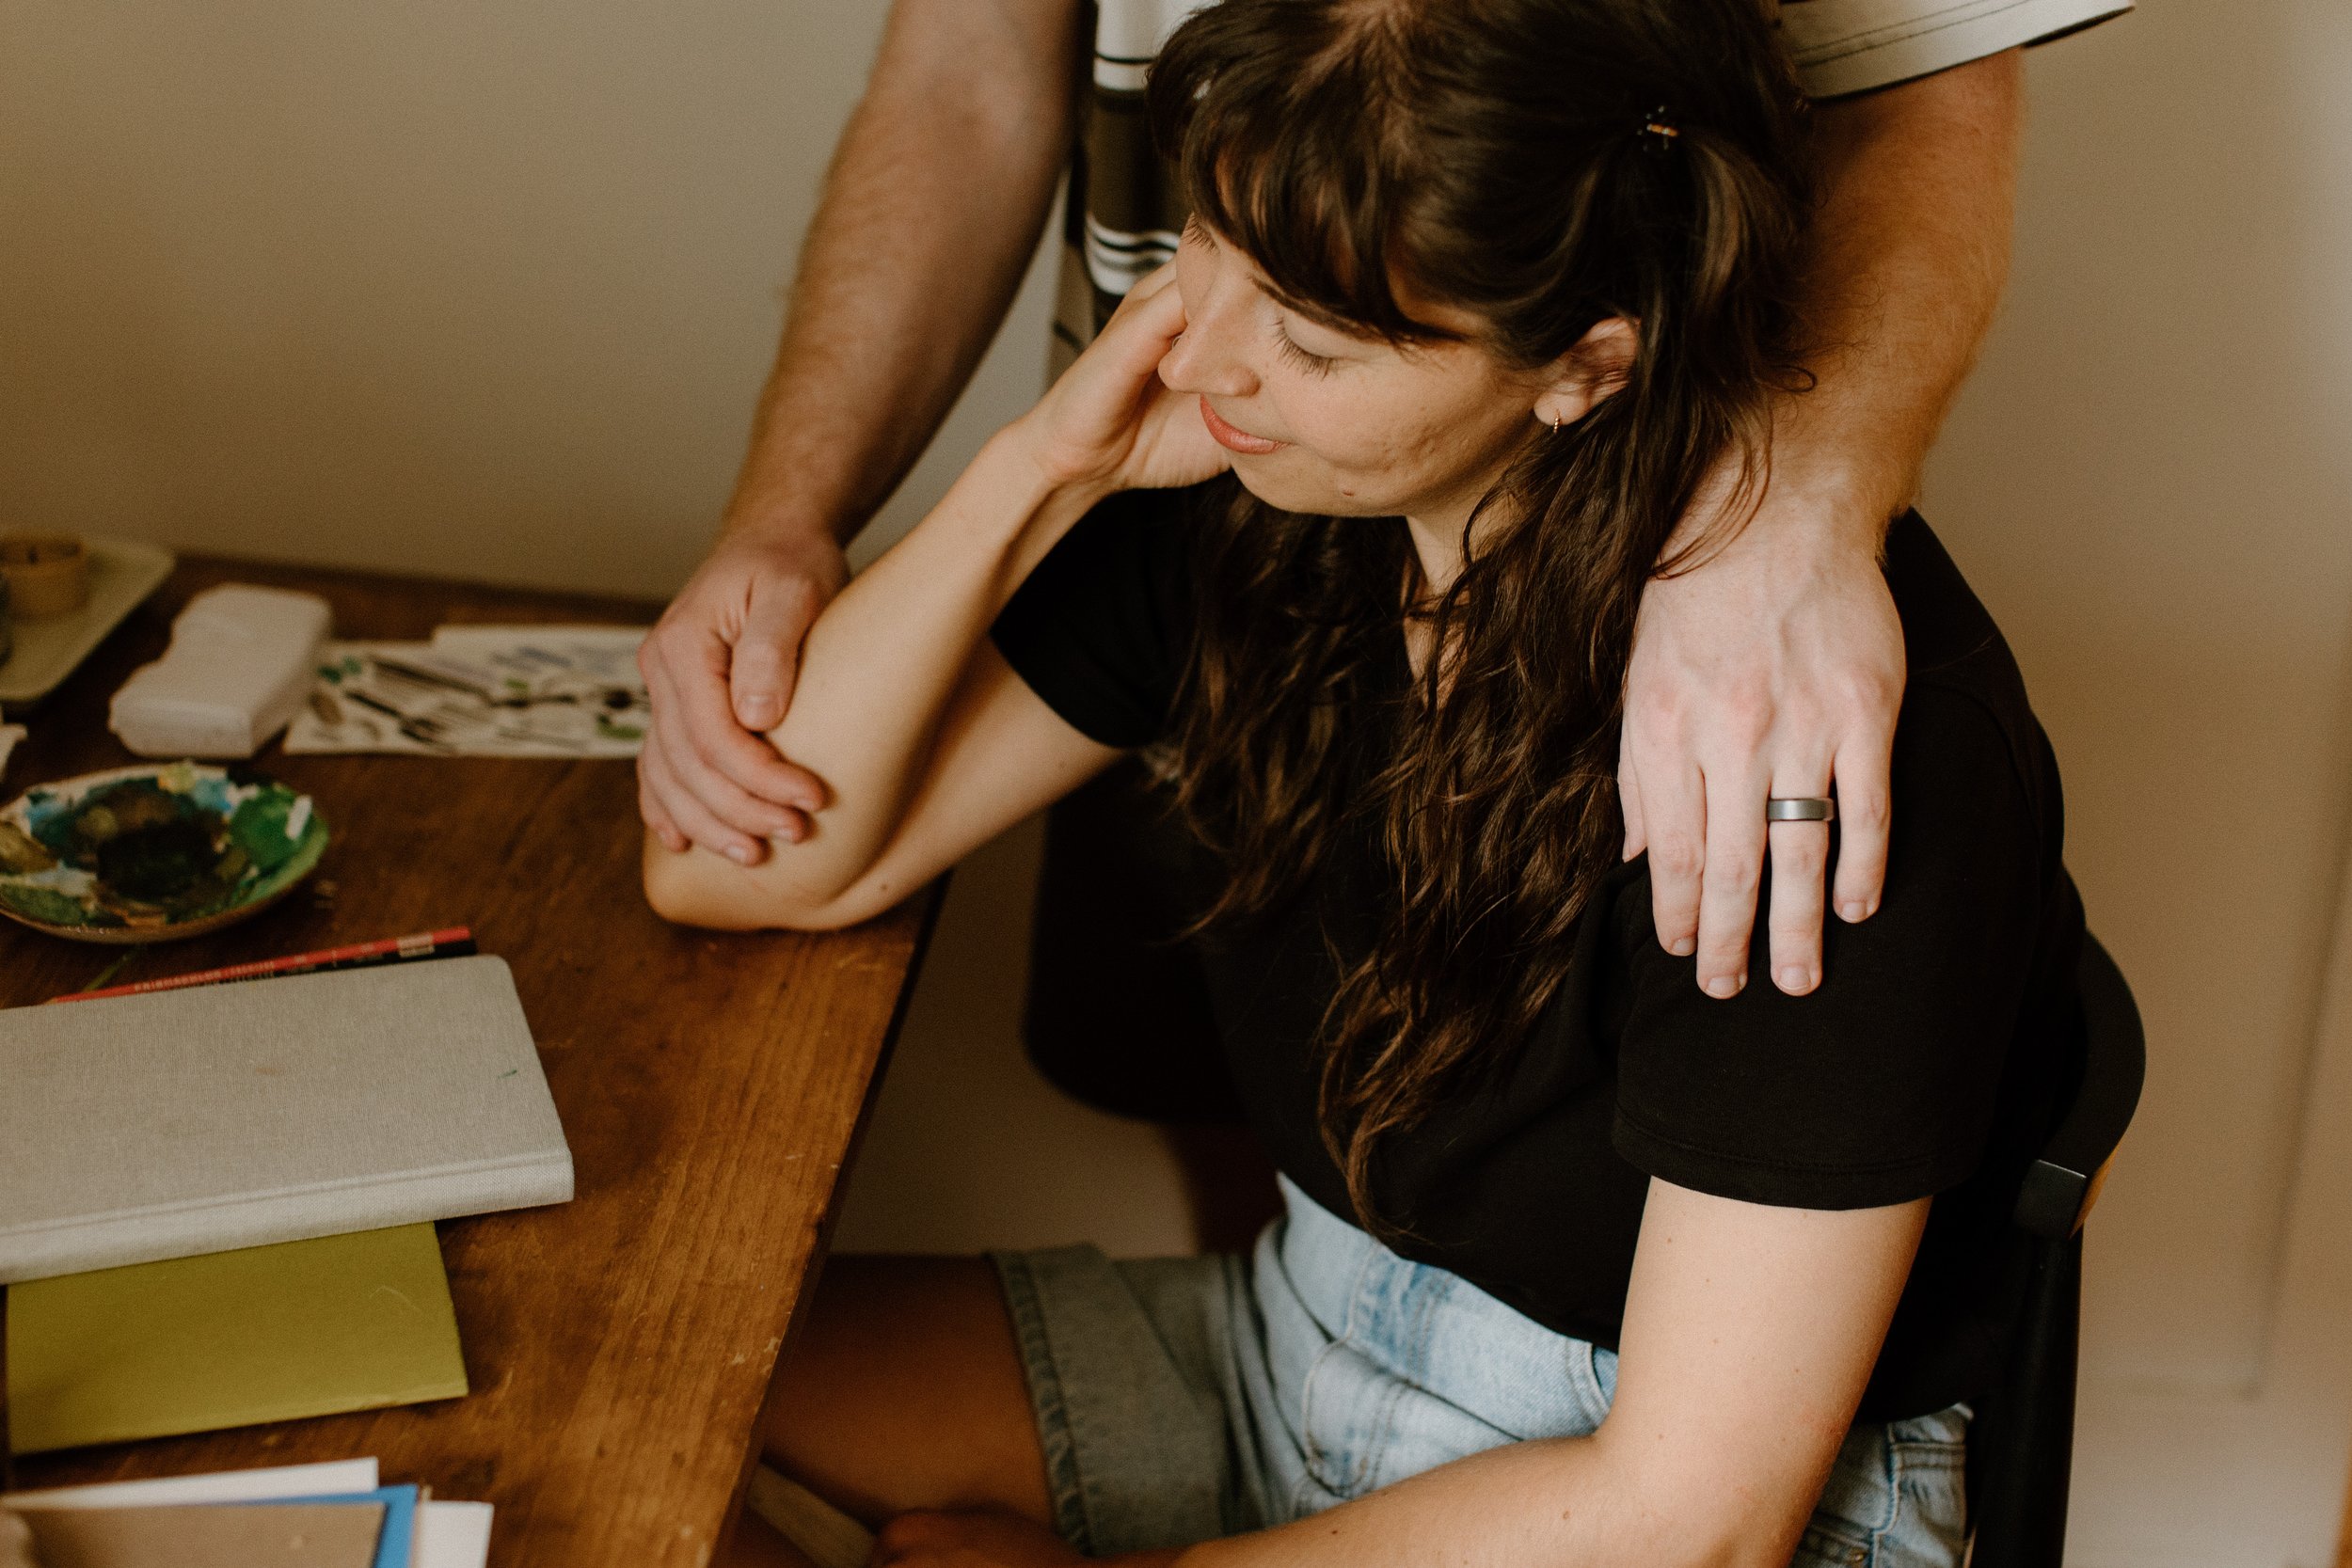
left=1158, top=294, right=1257, bottom=400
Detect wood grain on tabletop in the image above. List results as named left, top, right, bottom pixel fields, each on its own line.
left=0, top=558, right=942, bottom=1566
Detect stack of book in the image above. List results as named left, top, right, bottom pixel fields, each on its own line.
left=0, top=946, right=573, bottom=1560
left=4, top=1458, right=489, bottom=1568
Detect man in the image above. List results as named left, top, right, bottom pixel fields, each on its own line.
left=637, top=0, right=2128, bottom=1240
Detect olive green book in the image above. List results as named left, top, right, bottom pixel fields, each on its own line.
left=4, top=1224, right=468, bottom=1454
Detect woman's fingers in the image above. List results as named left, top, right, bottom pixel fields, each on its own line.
left=1115, top=258, right=1181, bottom=312
left=1019, top=266, right=1196, bottom=489
left=1096, top=261, right=1184, bottom=365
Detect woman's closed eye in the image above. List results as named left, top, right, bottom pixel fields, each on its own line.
left=1272, top=318, right=1340, bottom=378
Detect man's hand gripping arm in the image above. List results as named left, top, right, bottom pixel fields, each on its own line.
left=638, top=0, right=1083, bottom=863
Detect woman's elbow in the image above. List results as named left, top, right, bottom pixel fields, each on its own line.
left=642, top=839, right=748, bottom=928
left=639, top=832, right=883, bottom=932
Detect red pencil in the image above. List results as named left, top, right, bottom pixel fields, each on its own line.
left=49, top=927, right=478, bottom=1004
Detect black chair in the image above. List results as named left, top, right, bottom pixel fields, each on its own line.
left=1966, top=932, right=2146, bottom=1567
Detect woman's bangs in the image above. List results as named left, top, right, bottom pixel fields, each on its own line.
left=1157, top=22, right=1442, bottom=343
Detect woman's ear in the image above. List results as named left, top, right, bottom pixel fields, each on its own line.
left=1532, top=317, right=1640, bottom=429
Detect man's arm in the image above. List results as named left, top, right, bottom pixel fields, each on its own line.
left=638, top=0, right=1083, bottom=864
left=1621, top=50, right=2024, bottom=999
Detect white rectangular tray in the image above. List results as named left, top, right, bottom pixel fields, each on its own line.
left=0, top=536, right=177, bottom=714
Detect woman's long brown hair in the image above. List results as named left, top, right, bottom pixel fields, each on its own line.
left=1147, top=0, right=1814, bottom=1231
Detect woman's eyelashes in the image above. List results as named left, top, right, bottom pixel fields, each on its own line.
left=1271, top=318, right=1339, bottom=378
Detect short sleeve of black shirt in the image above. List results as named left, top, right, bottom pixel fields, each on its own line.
left=992, top=488, right=1197, bottom=750
left=1608, top=523, right=2062, bottom=1212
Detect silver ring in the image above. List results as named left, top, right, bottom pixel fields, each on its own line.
left=1766, top=797, right=1836, bottom=823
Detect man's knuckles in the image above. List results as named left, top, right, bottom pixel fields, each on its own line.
left=1646, top=834, right=1707, bottom=882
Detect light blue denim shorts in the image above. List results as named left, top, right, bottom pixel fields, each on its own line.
left=992, top=1176, right=1966, bottom=1566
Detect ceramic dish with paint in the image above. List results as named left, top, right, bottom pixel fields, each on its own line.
left=0, top=762, right=327, bottom=942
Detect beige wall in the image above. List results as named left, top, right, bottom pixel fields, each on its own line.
left=8, top=1, right=2352, bottom=1547
left=1923, top=0, right=2352, bottom=1396
left=0, top=0, right=1055, bottom=597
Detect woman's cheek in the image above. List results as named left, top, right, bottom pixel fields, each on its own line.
left=1307, top=410, right=1450, bottom=500
left=1274, top=396, right=1388, bottom=478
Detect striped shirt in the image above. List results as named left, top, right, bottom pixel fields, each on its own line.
left=1050, top=0, right=2131, bottom=367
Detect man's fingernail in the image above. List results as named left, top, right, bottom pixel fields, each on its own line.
left=1778, top=965, right=1813, bottom=993
left=1703, top=974, right=1741, bottom=999
left=1838, top=900, right=1867, bottom=921
left=740, top=697, right=782, bottom=727
left=1669, top=938, right=1696, bottom=958
left=725, top=845, right=755, bottom=866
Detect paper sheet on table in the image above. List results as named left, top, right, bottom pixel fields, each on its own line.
left=3, top=1460, right=379, bottom=1509
left=283, top=625, right=648, bottom=757
left=415, top=1500, right=493, bottom=1567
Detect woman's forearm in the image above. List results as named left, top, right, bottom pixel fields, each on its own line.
left=644, top=429, right=1100, bottom=923
left=765, top=436, right=1096, bottom=880
left=1167, top=1186, right=1920, bottom=1568
left=1170, top=1434, right=1779, bottom=1568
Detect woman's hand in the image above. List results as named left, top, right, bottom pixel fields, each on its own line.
left=1012, top=264, right=1231, bottom=498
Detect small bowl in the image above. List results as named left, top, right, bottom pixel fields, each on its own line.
left=0, top=762, right=329, bottom=944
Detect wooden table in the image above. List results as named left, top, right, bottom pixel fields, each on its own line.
left=0, top=558, right=941, bottom=1565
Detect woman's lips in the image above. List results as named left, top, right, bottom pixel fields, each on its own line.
left=1200, top=397, right=1286, bottom=455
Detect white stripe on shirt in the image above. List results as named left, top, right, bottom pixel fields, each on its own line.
left=1780, top=0, right=2133, bottom=97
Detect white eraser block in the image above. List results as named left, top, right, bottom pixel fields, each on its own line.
left=110, top=585, right=332, bottom=758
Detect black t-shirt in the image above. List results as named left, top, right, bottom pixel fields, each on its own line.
left=993, top=487, right=2085, bottom=1419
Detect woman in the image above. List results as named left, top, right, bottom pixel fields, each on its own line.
left=645, top=1, right=2082, bottom=1562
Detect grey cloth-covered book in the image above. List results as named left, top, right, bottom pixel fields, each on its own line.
left=0, top=955, right=572, bottom=1283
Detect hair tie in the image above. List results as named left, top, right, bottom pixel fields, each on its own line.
left=1636, top=106, right=1681, bottom=152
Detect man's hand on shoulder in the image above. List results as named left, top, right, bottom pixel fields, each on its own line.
left=1620, top=472, right=1904, bottom=1001
left=638, top=520, right=849, bottom=864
